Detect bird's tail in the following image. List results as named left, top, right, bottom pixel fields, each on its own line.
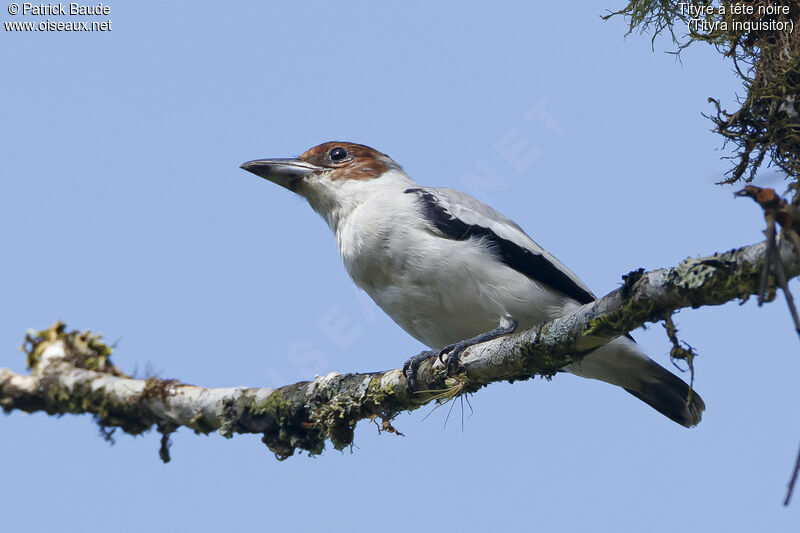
left=565, top=337, right=705, bottom=427
left=620, top=359, right=705, bottom=427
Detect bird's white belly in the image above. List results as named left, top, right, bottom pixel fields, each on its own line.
left=342, top=225, right=569, bottom=349
left=369, top=277, right=499, bottom=349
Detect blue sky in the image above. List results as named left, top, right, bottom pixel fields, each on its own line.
left=2, top=1, right=799, bottom=531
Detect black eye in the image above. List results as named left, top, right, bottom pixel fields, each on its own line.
left=329, top=147, right=349, bottom=162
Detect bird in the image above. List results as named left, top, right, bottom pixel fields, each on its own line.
left=240, top=141, right=705, bottom=427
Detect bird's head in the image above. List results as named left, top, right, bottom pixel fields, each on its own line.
left=241, top=141, right=409, bottom=226
left=240, top=141, right=403, bottom=194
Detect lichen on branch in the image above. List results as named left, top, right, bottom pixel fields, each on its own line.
left=2, top=237, right=797, bottom=461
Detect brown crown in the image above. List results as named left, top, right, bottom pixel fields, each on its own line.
left=298, top=141, right=394, bottom=180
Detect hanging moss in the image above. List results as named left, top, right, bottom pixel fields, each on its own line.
left=605, top=1, right=800, bottom=187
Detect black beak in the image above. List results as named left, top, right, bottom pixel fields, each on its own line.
left=239, top=158, right=322, bottom=191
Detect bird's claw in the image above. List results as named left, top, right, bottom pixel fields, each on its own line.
left=403, top=350, right=436, bottom=392
left=438, top=342, right=467, bottom=375
left=404, top=341, right=473, bottom=392
left=435, top=319, right=518, bottom=377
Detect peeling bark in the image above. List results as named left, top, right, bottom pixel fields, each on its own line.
left=1, top=238, right=798, bottom=460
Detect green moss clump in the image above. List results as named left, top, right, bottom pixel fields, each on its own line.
left=586, top=297, right=659, bottom=338
left=252, top=389, right=294, bottom=418
left=670, top=251, right=771, bottom=307
left=189, top=412, right=216, bottom=435
left=22, top=321, right=125, bottom=376
left=518, top=339, right=573, bottom=379
left=22, top=321, right=67, bottom=370
left=140, top=377, right=180, bottom=402
left=252, top=388, right=325, bottom=460
left=250, top=374, right=408, bottom=459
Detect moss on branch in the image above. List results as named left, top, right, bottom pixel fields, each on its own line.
left=1, top=238, right=798, bottom=460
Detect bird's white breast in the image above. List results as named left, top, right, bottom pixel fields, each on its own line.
left=334, top=189, right=570, bottom=349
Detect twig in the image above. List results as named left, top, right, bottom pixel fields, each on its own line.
left=663, top=314, right=696, bottom=404
left=759, top=213, right=777, bottom=305
left=786, top=442, right=800, bottom=506
left=736, top=186, right=800, bottom=333
left=773, top=236, right=800, bottom=335
left=736, top=185, right=800, bottom=506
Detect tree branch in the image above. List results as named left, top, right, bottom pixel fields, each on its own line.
left=2, top=239, right=798, bottom=460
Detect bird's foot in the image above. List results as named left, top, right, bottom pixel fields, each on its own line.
left=438, top=341, right=470, bottom=376
left=402, top=350, right=437, bottom=392
left=437, top=317, right=519, bottom=377
left=404, top=318, right=519, bottom=391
